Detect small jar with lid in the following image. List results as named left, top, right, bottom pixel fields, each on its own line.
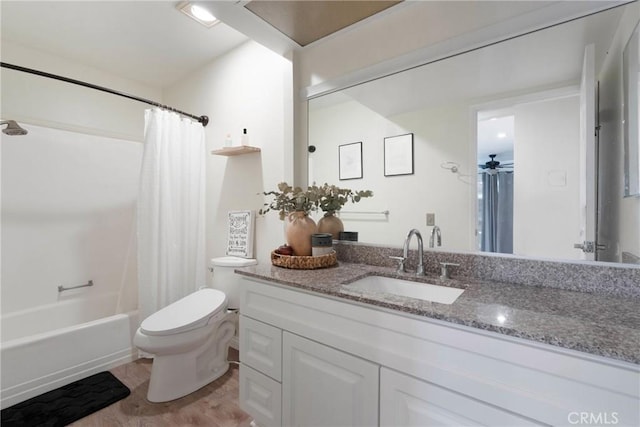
left=311, top=233, right=333, bottom=256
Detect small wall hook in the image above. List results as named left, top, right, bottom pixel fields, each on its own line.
left=440, top=161, right=459, bottom=173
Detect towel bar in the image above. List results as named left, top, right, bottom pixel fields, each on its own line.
left=339, top=210, right=389, bottom=215
left=58, top=280, right=94, bottom=293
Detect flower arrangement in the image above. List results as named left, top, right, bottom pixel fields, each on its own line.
left=259, top=182, right=319, bottom=220
left=259, top=182, right=373, bottom=220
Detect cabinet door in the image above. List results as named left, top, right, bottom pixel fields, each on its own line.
left=282, top=332, right=379, bottom=427
left=380, top=368, right=543, bottom=426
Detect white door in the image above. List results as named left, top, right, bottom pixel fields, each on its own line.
left=577, top=43, right=599, bottom=260
left=282, top=332, right=379, bottom=427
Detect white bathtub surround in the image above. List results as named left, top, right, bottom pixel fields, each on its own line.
left=137, top=109, right=206, bottom=323
left=1, top=125, right=142, bottom=409
left=1, top=125, right=141, bottom=316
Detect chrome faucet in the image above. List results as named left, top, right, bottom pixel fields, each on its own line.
left=429, top=225, right=442, bottom=248
left=403, top=228, right=425, bottom=276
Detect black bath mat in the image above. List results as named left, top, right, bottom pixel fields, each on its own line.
left=1, top=371, right=130, bottom=427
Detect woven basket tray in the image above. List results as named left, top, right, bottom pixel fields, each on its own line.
left=271, top=250, right=337, bottom=269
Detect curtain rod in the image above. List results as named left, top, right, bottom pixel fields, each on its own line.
left=1, top=62, right=209, bottom=127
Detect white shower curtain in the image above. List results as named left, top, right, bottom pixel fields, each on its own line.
left=137, top=109, right=206, bottom=323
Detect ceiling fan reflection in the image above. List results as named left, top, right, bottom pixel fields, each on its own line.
left=478, top=154, right=514, bottom=175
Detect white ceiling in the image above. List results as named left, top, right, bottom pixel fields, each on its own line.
left=338, top=5, right=624, bottom=118
left=308, top=3, right=628, bottom=165
left=0, top=1, right=250, bottom=88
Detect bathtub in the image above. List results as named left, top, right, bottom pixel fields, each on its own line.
left=0, top=293, right=138, bottom=409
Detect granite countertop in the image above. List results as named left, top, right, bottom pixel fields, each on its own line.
left=236, top=262, right=640, bottom=365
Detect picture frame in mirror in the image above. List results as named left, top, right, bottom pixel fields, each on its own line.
left=339, top=141, right=363, bottom=180
left=384, top=133, right=414, bottom=177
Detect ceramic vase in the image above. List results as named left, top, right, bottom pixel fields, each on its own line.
left=285, top=211, right=317, bottom=256
left=317, top=211, right=344, bottom=240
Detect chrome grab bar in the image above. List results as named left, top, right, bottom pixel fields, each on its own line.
left=58, top=280, right=94, bottom=293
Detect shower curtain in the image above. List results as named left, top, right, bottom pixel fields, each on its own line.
left=137, top=109, right=206, bottom=323
left=481, top=171, right=514, bottom=254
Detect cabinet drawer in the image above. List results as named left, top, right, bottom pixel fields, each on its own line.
left=380, top=367, right=544, bottom=426
left=240, top=315, right=282, bottom=381
left=239, top=364, right=282, bottom=427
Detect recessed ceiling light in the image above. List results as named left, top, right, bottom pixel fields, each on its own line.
left=497, top=132, right=507, bottom=139
left=177, top=2, right=219, bottom=28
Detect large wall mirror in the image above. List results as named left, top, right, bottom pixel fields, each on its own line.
left=308, top=2, right=640, bottom=265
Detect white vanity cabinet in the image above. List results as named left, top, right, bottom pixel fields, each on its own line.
left=239, top=314, right=378, bottom=427
left=238, top=277, right=640, bottom=427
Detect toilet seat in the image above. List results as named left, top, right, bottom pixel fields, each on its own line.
left=140, top=288, right=228, bottom=336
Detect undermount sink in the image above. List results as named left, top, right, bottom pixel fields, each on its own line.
left=343, top=275, right=464, bottom=305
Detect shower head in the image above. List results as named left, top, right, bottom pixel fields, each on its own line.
left=1, top=120, right=28, bottom=136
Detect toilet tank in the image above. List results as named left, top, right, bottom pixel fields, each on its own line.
left=209, top=257, right=257, bottom=309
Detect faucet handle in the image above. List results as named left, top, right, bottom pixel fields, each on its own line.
left=439, top=262, right=459, bottom=279
left=389, top=256, right=406, bottom=273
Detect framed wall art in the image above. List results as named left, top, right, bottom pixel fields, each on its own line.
left=384, top=133, right=414, bottom=176
left=339, top=142, right=363, bottom=180
left=226, top=210, right=255, bottom=258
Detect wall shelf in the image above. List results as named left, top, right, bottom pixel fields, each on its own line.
left=211, top=146, right=261, bottom=156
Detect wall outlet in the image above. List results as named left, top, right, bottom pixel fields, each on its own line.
left=426, top=213, right=435, bottom=226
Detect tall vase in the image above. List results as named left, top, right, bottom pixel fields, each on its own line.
left=285, top=211, right=317, bottom=256
left=317, top=211, right=344, bottom=240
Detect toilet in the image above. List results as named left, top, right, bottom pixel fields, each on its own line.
left=134, top=256, right=257, bottom=402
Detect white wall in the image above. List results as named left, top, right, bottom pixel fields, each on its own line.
left=1, top=41, right=160, bottom=141
left=310, top=94, right=583, bottom=258
left=163, top=41, right=293, bottom=266
left=513, top=95, right=582, bottom=260
left=309, top=99, right=474, bottom=250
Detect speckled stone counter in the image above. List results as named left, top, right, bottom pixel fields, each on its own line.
left=236, top=262, right=640, bottom=365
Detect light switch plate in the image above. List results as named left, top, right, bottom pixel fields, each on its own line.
left=426, top=213, right=435, bottom=226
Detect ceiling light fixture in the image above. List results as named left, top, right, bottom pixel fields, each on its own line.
left=177, top=2, right=219, bottom=28
left=497, top=132, right=507, bottom=139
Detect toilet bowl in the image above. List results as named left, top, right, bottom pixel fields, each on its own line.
left=134, top=255, right=257, bottom=402
left=133, top=288, right=235, bottom=402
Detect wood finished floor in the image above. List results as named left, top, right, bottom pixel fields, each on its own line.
left=70, top=348, right=252, bottom=427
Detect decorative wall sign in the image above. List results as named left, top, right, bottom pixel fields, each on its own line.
left=226, top=210, right=255, bottom=258
left=384, top=133, right=414, bottom=176
left=339, top=142, right=363, bottom=180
